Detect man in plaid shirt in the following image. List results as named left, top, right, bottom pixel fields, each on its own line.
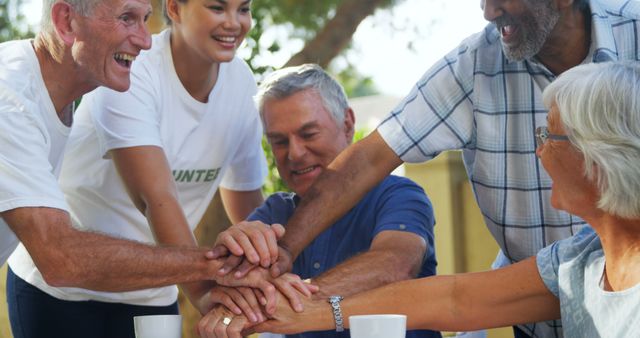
left=217, top=0, right=640, bottom=337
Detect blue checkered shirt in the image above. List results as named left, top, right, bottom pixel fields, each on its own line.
left=377, top=0, right=640, bottom=337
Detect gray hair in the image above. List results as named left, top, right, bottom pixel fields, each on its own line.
left=542, top=61, right=640, bottom=219
left=41, top=0, right=101, bottom=33
left=256, top=64, right=349, bottom=126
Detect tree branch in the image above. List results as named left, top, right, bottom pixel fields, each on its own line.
left=284, top=0, right=388, bottom=68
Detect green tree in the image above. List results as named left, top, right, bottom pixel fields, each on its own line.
left=246, top=0, right=400, bottom=73
left=0, top=0, right=34, bottom=42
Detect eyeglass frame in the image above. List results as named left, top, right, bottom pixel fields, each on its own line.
left=535, top=126, right=569, bottom=148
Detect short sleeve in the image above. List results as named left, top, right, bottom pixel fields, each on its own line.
left=0, top=104, right=67, bottom=212
left=90, top=63, right=162, bottom=157
left=377, top=45, right=476, bottom=163
left=219, top=100, right=268, bottom=191
left=536, top=226, right=599, bottom=297
left=246, top=193, right=296, bottom=226
left=371, top=177, right=435, bottom=243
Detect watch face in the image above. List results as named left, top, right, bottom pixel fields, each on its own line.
left=329, top=295, right=343, bottom=302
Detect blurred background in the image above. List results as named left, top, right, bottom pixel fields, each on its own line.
left=0, top=0, right=510, bottom=337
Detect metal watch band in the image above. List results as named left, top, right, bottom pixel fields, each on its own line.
left=328, top=295, right=344, bottom=332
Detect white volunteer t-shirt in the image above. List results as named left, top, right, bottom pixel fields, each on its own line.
left=9, top=29, right=267, bottom=306
left=0, top=40, right=70, bottom=265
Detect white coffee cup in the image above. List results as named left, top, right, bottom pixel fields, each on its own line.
left=349, top=314, right=406, bottom=338
left=134, top=314, right=182, bottom=338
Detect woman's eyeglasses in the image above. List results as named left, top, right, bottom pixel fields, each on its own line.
left=535, top=126, right=569, bottom=148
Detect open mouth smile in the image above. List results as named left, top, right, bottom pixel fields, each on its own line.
left=292, top=166, right=318, bottom=175
left=114, top=53, right=136, bottom=68
left=213, top=36, right=237, bottom=44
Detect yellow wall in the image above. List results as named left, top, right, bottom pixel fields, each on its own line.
left=1, top=264, right=11, bottom=338
left=404, top=151, right=511, bottom=338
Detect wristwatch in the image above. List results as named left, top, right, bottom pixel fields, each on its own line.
left=327, top=295, right=344, bottom=332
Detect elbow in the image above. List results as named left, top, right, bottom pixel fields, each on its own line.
left=38, top=260, right=84, bottom=288
left=383, top=258, right=423, bottom=284
left=39, top=267, right=70, bottom=287
left=34, top=248, right=86, bottom=288
left=38, top=268, right=68, bottom=287
left=391, top=251, right=427, bottom=282
left=393, top=264, right=421, bottom=282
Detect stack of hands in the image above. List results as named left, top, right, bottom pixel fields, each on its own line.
left=197, top=221, right=318, bottom=338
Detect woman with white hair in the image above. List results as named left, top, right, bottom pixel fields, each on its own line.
left=251, top=61, right=640, bottom=338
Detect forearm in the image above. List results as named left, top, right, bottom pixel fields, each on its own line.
left=111, top=146, right=220, bottom=297
left=299, top=276, right=516, bottom=333
left=260, top=258, right=559, bottom=334
left=311, top=249, right=422, bottom=299
left=37, top=227, right=223, bottom=291
left=321, top=267, right=559, bottom=332
left=339, top=276, right=466, bottom=330
left=281, top=131, right=401, bottom=257
left=180, top=280, right=218, bottom=315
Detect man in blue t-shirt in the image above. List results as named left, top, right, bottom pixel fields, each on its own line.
left=243, top=64, right=439, bottom=338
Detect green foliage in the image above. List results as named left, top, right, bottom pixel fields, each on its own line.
left=261, top=135, right=290, bottom=195
left=335, top=65, right=379, bottom=98
left=0, top=0, right=34, bottom=42
left=245, top=0, right=397, bottom=77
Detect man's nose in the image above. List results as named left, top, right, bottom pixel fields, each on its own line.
left=287, top=138, right=307, bottom=161
left=133, top=21, right=152, bottom=51
left=482, top=0, right=505, bottom=22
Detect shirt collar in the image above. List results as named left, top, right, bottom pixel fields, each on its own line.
left=587, top=0, right=621, bottom=63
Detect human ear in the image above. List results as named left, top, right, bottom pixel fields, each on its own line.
left=50, top=2, right=75, bottom=46
left=166, top=0, right=182, bottom=24
left=343, top=107, right=356, bottom=142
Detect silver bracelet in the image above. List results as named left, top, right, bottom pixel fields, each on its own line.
left=328, top=295, right=344, bottom=332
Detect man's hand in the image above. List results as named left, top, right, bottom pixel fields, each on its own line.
left=270, top=245, right=294, bottom=278
left=208, top=221, right=285, bottom=268
left=219, top=245, right=295, bottom=280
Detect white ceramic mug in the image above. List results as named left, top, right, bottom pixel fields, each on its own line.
left=349, top=314, right=406, bottom=338
left=134, top=314, right=182, bottom=338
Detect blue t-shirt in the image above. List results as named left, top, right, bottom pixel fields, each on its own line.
left=249, top=175, right=440, bottom=338
left=537, top=226, right=640, bottom=338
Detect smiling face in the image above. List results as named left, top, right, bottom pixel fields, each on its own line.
left=263, top=89, right=354, bottom=197
left=72, top=0, right=152, bottom=92
left=170, top=0, right=252, bottom=64
left=536, top=103, right=600, bottom=216
left=482, top=0, right=560, bottom=61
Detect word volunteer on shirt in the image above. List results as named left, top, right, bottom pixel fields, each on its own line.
left=172, top=168, right=221, bottom=183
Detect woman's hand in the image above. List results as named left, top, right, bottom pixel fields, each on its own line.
left=197, top=305, right=255, bottom=338
left=206, top=286, right=266, bottom=323
left=217, top=270, right=318, bottom=314
left=252, top=289, right=323, bottom=335
left=272, top=273, right=320, bottom=313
